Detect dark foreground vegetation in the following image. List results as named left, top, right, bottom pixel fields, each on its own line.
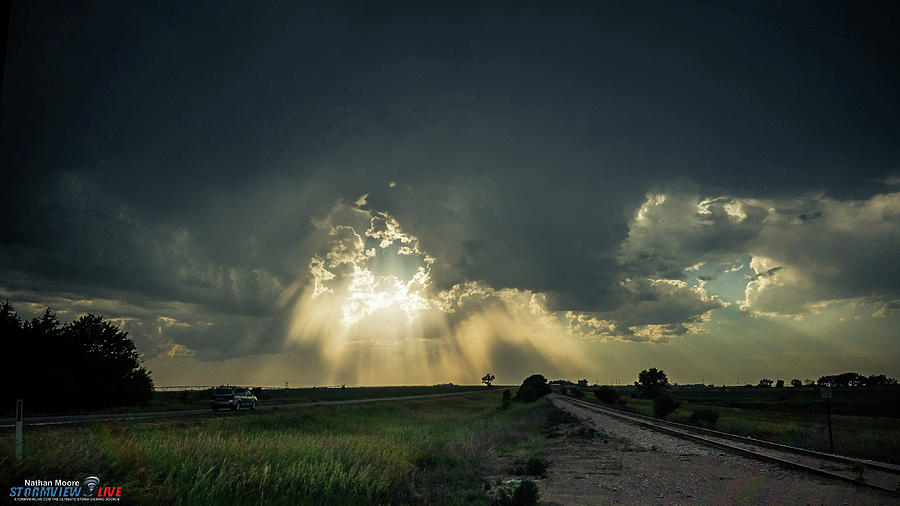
left=1, top=303, right=153, bottom=412
left=3, top=391, right=563, bottom=505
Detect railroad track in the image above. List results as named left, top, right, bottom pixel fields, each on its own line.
left=554, top=394, right=900, bottom=496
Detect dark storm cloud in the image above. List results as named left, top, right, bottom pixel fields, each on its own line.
left=2, top=1, right=899, bottom=359
left=622, top=189, right=900, bottom=315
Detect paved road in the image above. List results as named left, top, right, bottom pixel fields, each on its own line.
left=0, top=389, right=494, bottom=428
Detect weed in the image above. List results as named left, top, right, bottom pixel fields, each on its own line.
left=568, top=426, right=597, bottom=439
left=594, top=386, right=618, bottom=404
left=490, top=479, right=540, bottom=506
left=689, top=409, right=719, bottom=428
left=510, top=454, right=549, bottom=476
left=544, top=408, right=579, bottom=426
left=653, top=395, right=679, bottom=418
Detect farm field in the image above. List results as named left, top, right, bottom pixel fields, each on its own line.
left=1, top=384, right=491, bottom=418
left=568, top=385, right=900, bottom=464
left=2, top=390, right=556, bottom=505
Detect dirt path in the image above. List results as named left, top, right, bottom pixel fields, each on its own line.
left=540, top=395, right=896, bottom=505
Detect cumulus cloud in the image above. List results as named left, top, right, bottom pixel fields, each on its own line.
left=0, top=286, right=274, bottom=362
left=167, top=343, right=197, bottom=358
left=872, top=300, right=900, bottom=318
left=281, top=199, right=595, bottom=383
left=565, top=277, right=727, bottom=342
left=619, top=192, right=769, bottom=278
left=621, top=190, right=900, bottom=316
left=6, top=170, right=895, bottom=384
left=879, top=175, right=900, bottom=187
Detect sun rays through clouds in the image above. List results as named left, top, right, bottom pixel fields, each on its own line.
left=283, top=196, right=591, bottom=385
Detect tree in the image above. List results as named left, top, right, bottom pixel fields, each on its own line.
left=863, top=374, right=898, bottom=386
left=500, top=389, right=511, bottom=410
left=482, top=373, right=495, bottom=387
left=62, top=314, right=154, bottom=402
left=577, top=379, right=588, bottom=388
left=775, top=379, right=784, bottom=388
left=818, top=372, right=864, bottom=387
left=516, top=374, right=551, bottom=403
left=635, top=367, right=668, bottom=398
left=2, top=304, right=154, bottom=411
left=790, top=379, right=802, bottom=387
left=757, top=378, right=773, bottom=388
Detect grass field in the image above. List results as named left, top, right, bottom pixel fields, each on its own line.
left=568, top=385, right=900, bottom=464
left=2, top=390, right=559, bottom=505
left=2, top=385, right=493, bottom=418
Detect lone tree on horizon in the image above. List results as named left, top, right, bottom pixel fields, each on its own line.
left=635, top=367, right=668, bottom=398
left=482, top=373, right=495, bottom=387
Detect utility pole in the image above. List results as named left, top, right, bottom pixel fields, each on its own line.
left=15, top=399, right=22, bottom=460
left=820, top=386, right=834, bottom=453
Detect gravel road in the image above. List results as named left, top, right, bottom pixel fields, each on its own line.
left=543, top=395, right=897, bottom=505
left=0, top=389, right=491, bottom=428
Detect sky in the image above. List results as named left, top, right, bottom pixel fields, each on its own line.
left=2, top=0, right=899, bottom=387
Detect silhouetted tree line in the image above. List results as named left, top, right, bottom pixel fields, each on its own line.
left=817, top=372, right=897, bottom=387
left=1, top=302, right=154, bottom=411
left=755, top=373, right=897, bottom=388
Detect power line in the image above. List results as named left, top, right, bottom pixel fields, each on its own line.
left=690, top=0, right=899, bottom=53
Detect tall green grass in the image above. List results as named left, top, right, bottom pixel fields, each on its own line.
left=2, top=392, right=555, bottom=505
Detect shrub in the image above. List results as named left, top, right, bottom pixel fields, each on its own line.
left=520, top=385, right=540, bottom=403
left=689, top=409, right=719, bottom=427
left=594, top=386, right=618, bottom=404
left=545, top=408, right=579, bottom=426
left=510, top=480, right=540, bottom=505
left=517, top=374, right=551, bottom=403
left=513, top=456, right=548, bottom=476
left=525, top=456, right=547, bottom=475
left=559, top=387, right=568, bottom=395
left=492, top=480, right=539, bottom=506
left=569, top=426, right=597, bottom=439
left=653, top=394, right=679, bottom=418
left=500, top=389, right=511, bottom=410
left=571, top=388, right=585, bottom=399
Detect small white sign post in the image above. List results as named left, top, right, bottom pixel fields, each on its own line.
left=15, top=399, right=23, bottom=460
left=820, top=387, right=834, bottom=453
